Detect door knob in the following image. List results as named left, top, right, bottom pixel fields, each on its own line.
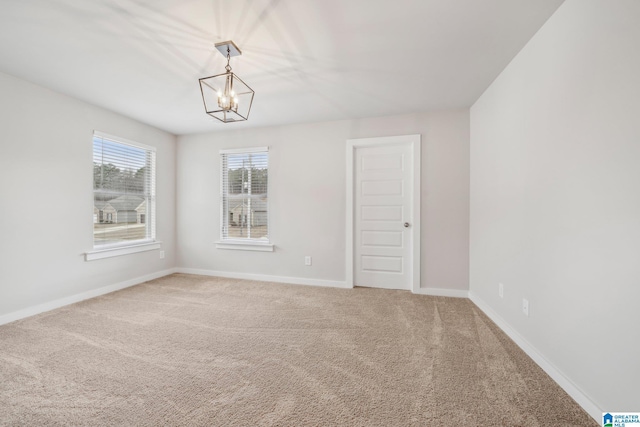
left=404, top=222, right=410, bottom=228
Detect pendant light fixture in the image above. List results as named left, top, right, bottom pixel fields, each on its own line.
left=199, top=40, right=255, bottom=123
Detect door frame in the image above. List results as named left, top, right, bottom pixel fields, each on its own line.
left=345, top=134, right=421, bottom=293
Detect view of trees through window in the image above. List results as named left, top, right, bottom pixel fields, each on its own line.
left=222, top=151, right=268, bottom=240
left=93, top=136, right=154, bottom=246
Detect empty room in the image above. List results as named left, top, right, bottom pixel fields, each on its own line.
left=0, top=0, right=637, bottom=425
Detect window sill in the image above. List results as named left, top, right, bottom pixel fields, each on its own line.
left=85, top=241, right=162, bottom=261
left=216, top=240, right=274, bottom=252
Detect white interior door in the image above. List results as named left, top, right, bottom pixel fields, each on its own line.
left=354, top=141, right=414, bottom=290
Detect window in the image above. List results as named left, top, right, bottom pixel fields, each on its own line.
left=218, top=147, right=272, bottom=251
left=89, top=132, right=157, bottom=259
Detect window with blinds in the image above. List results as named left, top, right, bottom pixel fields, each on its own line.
left=93, top=132, right=156, bottom=248
left=221, top=147, right=269, bottom=241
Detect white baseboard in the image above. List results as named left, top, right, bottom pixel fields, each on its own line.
left=413, top=287, right=469, bottom=298
left=177, top=268, right=469, bottom=297
left=0, top=268, right=178, bottom=326
left=468, top=291, right=601, bottom=423
left=176, top=268, right=350, bottom=289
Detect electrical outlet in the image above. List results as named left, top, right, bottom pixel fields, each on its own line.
left=305, top=256, right=312, bottom=266
left=159, top=251, right=165, bottom=259
left=522, top=298, right=529, bottom=317
left=498, top=283, right=504, bottom=298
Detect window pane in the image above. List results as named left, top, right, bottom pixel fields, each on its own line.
left=221, top=149, right=268, bottom=241
left=226, top=196, right=268, bottom=239
left=93, top=135, right=155, bottom=247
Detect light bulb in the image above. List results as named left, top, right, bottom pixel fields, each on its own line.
left=217, top=91, right=222, bottom=98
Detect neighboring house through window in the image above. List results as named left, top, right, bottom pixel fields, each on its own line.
left=92, top=132, right=156, bottom=249
left=218, top=147, right=272, bottom=252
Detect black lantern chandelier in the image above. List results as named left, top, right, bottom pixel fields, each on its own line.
left=199, top=41, right=255, bottom=123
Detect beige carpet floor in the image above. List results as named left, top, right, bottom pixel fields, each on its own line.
left=0, top=274, right=596, bottom=426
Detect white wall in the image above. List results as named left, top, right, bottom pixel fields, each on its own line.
left=470, top=0, right=640, bottom=414
left=0, top=71, right=176, bottom=319
left=177, top=110, right=469, bottom=291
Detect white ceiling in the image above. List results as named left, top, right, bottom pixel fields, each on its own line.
left=0, top=0, right=564, bottom=135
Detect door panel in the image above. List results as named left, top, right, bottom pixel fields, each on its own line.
left=362, top=231, right=403, bottom=247
left=361, top=255, right=403, bottom=273
left=361, top=206, right=403, bottom=221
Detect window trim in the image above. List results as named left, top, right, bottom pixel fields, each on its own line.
left=219, top=146, right=269, bottom=155
left=218, top=146, right=272, bottom=251
left=93, top=131, right=156, bottom=153
left=85, top=241, right=162, bottom=261
left=87, top=131, right=158, bottom=260
left=215, top=240, right=274, bottom=252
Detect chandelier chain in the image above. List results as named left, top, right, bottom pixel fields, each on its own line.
left=225, top=47, right=232, bottom=72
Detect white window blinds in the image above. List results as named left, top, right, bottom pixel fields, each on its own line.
left=93, top=132, right=156, bottom=247
left=221, top=147, right=269, bottom=241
